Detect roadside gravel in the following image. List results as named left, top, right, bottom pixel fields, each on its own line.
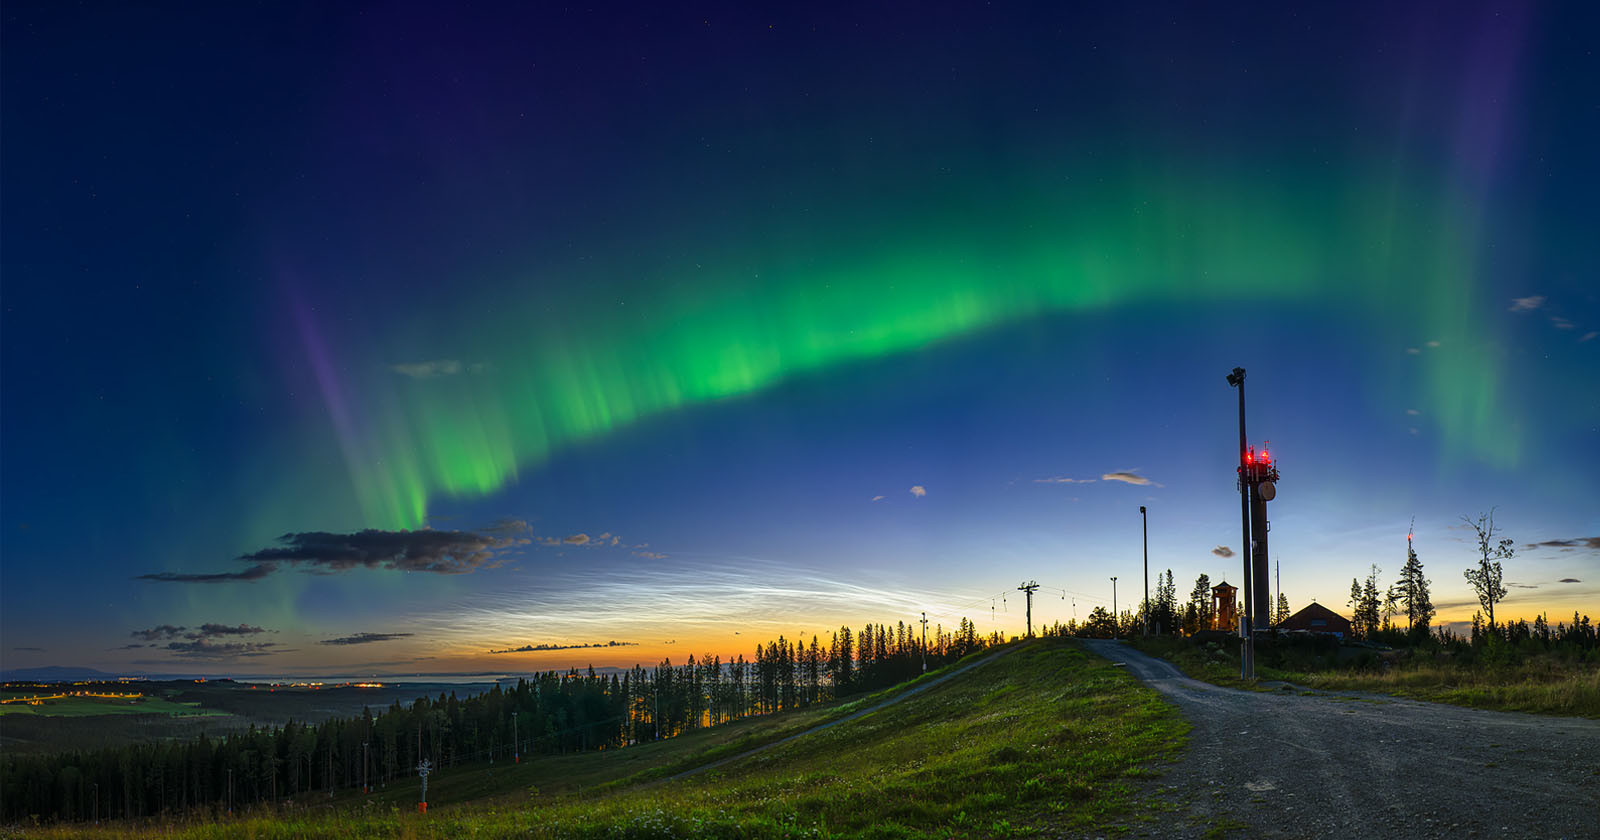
left=1081, top=639, right=1600, bottom=839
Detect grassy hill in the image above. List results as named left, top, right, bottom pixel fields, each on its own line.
left=31, top=639, right=1186, bottom=839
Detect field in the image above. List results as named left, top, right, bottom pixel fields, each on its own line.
left=0, top=694, right=225, bottom=718
left=0, top=680, right=499, bottom=755
left=1261, top=661, right=1600, bottom=716
left=24, top=639, right=1189, bottom=839
left=1128, top=636, right=1600, bottom=718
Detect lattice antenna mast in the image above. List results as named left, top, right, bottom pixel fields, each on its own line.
left=1017, top=581, right=1040, bottom=638
left=416, top=759, right=432, bottom=814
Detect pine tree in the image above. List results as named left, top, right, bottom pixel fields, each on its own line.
left=1391, top=531, right=1435, bottom=636
left=1360, top=566, right=1383, bottom=639
left=1189, top=573, right=1213, bottom=633
left=1349, top=578, right=1364, bottom=639
left=1274, top=592, right=1290, bottom=625
left=1349, top=570, right=1382, bottom=640
left=1157, top=569, right=1178, bottom=634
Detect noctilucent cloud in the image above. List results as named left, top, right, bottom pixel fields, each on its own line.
left=2, top=3, right=1596, bottom=676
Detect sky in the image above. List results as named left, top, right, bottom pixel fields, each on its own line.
left=2, top=2, right=1596, bottom=677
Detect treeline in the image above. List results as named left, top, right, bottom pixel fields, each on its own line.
left=0, top=618, right=993, bottom=823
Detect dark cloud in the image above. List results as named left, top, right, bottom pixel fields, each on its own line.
left=1430, top=597, right=1502, bottom=613
left=534, top=531, right=629, bottom=548
left=137, top=563, right=276, bottom=584
left=1559, top=578, right=1581, bottom=584
left=132, top=624, right=267, bottom=642
left=488, top=641, right=638, bottom=654
left=1524, top=537, right=1600, bottom=550
left=241, top=529, right=524, bottom=574
left=162, top=639, right=280, bottom=659
left=138, top=529, right=526, bottom=583
left=390, top=360, right=486, bottom=379
left=197, top=623, right=266, bottom=637
left=132, top=625, right=189, bottom=641
left=1103, top=471, right=1160, bottom=487
left=1211, top=545, right=1235, bottom=558
left=11, top=646, right=45, bottom=652
left=320, top=632, right=415, bottom=646
left=113, top=643, right=156, bottom=650
left=482, top=518, right=533, bottom=535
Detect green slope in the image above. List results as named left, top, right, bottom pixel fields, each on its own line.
left=45, top=639, right=1187, bottom=838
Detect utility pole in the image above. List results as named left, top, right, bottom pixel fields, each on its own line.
left=1140, top=506, right=1149, bottom=636
left=362, top=742, right=368, bottom=794
left=415, top=759, right=431, bottom=814
left=329, top=750, right=334, bottom=798
left=512, top=710, right=519, bottom=764
left=919, top=611, right=929, bottom=671
left=1110, top=576, right=1118, bottom=637
left=1017, top=581, right=1040, bottom=637
left=93, top=781, right=99, bottom=823
left=1226, top=366, right=1255, bottom=679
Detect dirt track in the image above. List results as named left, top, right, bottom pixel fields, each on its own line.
left=1082, top=640, right=1600, bottom=839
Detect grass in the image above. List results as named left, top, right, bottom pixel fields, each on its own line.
left=28, top=639, right=1188, bottom=838
left=1262, top=661, right=1600, bottom=718
left=1128, top=636, right=1600, bottom=718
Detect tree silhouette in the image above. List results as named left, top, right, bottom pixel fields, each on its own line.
left=1392, top=534, right=1435, bottom=637
left=1462, top=510, right=1512, bottom=628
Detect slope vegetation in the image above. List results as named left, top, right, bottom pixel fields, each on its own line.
left=35, top=639, right=1185, bottom=839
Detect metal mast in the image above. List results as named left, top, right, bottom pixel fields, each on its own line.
left=1017, top=581, right=1040, bottom=637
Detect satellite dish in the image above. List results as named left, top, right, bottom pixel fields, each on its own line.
left=1259, top=481, right=1276, bottom=501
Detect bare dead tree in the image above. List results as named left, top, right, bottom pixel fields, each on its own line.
left=1462, top=510, right=1513, bottom=628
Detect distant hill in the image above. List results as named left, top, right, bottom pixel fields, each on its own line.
left=0, top=665, right=125, bottom=682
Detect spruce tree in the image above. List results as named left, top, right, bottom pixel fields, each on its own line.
left=1392, top=531, right=1435, bottom=636
left=1189, top=573, right=1213, bottom=632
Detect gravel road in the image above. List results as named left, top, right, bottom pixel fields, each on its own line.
left=1081, top=640, right=1600, bottom=839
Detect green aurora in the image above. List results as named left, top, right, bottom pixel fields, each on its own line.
left=314, top=172, right=1516, bottom=531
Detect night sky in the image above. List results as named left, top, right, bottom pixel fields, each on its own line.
left=3, top=3, right=1595, bottom=676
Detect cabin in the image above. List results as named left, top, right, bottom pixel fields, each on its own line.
left=1276, top=602, right=1352, bottom=638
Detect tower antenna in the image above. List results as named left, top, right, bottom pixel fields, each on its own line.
left=416, top=759, right=432, bottom=814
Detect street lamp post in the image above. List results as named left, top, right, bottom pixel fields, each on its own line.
left=1110, top=576, right=1118, bottom=638
left=1140, top=506, right=1149, bottom=636
left=1226, top=366, right=1255, bottom=680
